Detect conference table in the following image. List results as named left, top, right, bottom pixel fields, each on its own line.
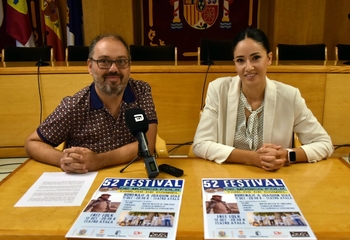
left=0, top=157, right=349, bottom=240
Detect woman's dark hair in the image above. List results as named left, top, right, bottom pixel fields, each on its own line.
left=232, top=27, right=270, bottom=56
left=88, top=33, right=131, bottom=59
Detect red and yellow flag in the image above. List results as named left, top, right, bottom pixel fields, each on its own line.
left=0, top=0, right=4, bottom=27
left=6, top=0, right=35, bottom=46
left=41, top=0, right=64, bottom=60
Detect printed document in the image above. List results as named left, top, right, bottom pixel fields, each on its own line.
left=15, top=172, right=97, bottom=207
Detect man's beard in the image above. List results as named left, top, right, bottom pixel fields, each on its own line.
left=94, top=73, right=127, bottom=96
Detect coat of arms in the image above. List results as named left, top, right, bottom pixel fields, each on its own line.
left=170, top=0, right=234, bottom=30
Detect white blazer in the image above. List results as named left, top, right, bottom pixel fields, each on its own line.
left=193, top=76, right=333, bottom=164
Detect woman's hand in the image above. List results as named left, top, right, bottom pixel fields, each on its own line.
left=256, top=144, right=287, bottom=171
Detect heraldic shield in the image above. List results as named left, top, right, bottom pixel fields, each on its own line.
left=183, top=0, right=219, bottom=30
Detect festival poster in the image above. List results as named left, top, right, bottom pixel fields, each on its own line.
left=202, top=178, right=316, bottom=239
left=66, top=178, right=185, bottom=240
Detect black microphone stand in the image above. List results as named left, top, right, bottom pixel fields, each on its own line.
left=201, top=39, right=214, bottom=66
left=119, top=155, right=140, bottom=173
left=201, top=54, right=214, bottom=65
left=36, top=31, right=50, bottom=66
left=120, top=142, right=159, bottom=178
left=36, top=58, right=50, bottom=66
left=119, top=140, right=152, bottom=173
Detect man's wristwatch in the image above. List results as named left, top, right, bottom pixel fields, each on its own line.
left=286, top=148, right=296, bottom=163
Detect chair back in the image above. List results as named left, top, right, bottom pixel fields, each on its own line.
left=2, top=46, right=53, bottom=62
left=276, top=44, right=327, bottom=60
left=335, top=44, right=350, bottom=60
left=199, top=39, right=233, bottom=63
left=129, top=45, right=177, bottom=62
left=293, top=133, right=301, bottom=148
left=66, top=46, right=89, bottom=61
left=155, top=134, right=169, bottom=158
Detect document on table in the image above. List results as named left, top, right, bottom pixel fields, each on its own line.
left=342, top=156, right=350, bottom=164
left=15, top=172, right=97, bottom=207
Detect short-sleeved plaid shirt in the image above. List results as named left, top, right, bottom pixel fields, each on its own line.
left=37, top=79, right=158, bottom=153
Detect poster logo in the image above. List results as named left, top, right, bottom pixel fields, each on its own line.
left=149, top=232, right=168, bottom=238
left=96, top=229, right=105, bottom=237
left=217, top=230, right=227, bottom=237
left=290, top=231, right=310, bottom=237
left=77, top=229, right=87, bottom=235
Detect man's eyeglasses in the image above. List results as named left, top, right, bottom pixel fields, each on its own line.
left=90, top=58, right=130, bottom=69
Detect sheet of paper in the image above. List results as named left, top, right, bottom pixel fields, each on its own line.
left=15, top=172, right=97, bottom=207
left=342, top=156, right=350, bottom=164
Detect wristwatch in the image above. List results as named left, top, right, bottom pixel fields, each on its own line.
left=286, top=148, right=296, bottom=163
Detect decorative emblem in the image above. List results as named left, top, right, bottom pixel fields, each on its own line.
left=183, top=0, right=219, bottom=30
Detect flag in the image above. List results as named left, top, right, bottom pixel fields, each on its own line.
left=0, top=0, right=4, bottom=27
left=66, top=0, right=83, bottom=46
left=6, top=0, right=35, bottom=47
left=41, top=0, right=64, bottom=61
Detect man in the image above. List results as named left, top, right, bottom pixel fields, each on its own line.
left=291, top=213, right=305, bottom=226
left=164, top=213, right=172, bottom=226
left=138, top=214, right=146, bottom=225
left=206, top=195, right=234, bottom=214
left=25, top=34, right=158, bottom=173
left=84, top=193, right=111, bottom=212
left=268, top=215, right=275, bottom=225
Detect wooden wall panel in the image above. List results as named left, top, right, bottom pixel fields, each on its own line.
left=130, top=73, right=205, bottom=145
left=257, top=0, right=275, bottom=46
left=82, top=0, right=134, bottom=46
left=0, top=75, right=40, bottom=146
left=61, top=0, right=349, bottom=61
left=323, top=74, right=350, bottom=145
left=272, top=0, right=326, bottom=52
left=0, top=64, right=348, bottom=158
left=323, top=0, right=350, bottom=60
left=258, top=0, right=350, bottom=60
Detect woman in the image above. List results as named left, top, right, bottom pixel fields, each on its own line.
left=192, top=27, right=333, bottom=171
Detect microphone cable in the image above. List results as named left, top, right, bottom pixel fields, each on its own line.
left=168, top=141, right=193, bottom=154
left=37, top=65, right=43, bottom=124
left=35, top=46, right=51, bottom=124
left=333, top=144, right=350, bottom=150
left=200, top=63, right=212, bottom=110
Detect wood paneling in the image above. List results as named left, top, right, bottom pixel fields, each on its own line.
left=323, top=74, right=350, bottom=145
left=52, top=0, right=350, bottom=61
left=272, top=0, right=326, bottom=56
left=258, top=0, right=350, bottom=60
left=0, top=75, right=40, bottom=146
left=81, top=0, right=134, bottom=46
left=0, top=62, right=349, bottom=158
left=323, top=0, right=350, bottom=60
left=130, top=73, right=204, bottom=144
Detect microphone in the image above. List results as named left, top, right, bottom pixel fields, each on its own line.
left=201, top=39, right=214, bottom=66
left=125, top=108, right=159, bottom=178
left=35, top=46, right=51, bottom=66
left=36, top=31, right=50, bottom=66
